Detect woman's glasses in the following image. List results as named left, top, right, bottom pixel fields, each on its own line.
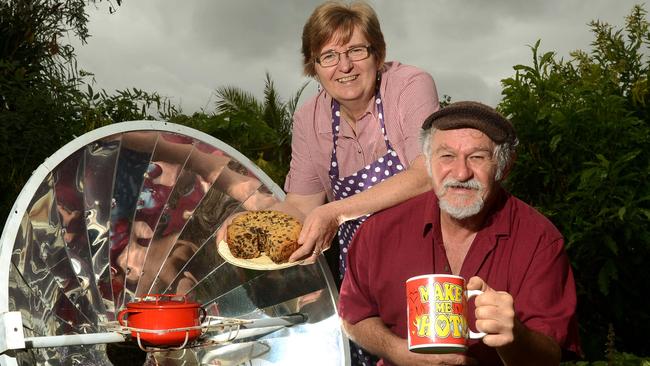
left=315, top=45, right=372, bottom=67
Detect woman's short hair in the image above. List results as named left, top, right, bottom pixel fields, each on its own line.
left=301, top=1, right=386, bottom=77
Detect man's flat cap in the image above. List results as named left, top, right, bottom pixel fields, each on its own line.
left=422, top=101, right=516, bottom=144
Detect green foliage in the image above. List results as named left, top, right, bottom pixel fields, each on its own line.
left=190, top=72, right=308, bottom=187
left=499, top=5, right=650, bottom=361
left=1, top=0, right=96, bottom=224
left=0, top=0, right=174, bottom=227
left=80, top=83, right=178, bottom=129
left=563, top=352, right=650, bottom=366
left=439, top=94, right=452, bottom=107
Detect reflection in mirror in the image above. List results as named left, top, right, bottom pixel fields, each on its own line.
left=147, top=160, right=259, bottom=296
left=214, top=160, right=271, bottom=211
left=118, top=132, right=197, bottom=308
left=195, top=264, right=324, bottom=319
left=83, top=137, right=121, bottom=320
left=199, top=341, right=271, bottom=365
left=156, top=161, right=285, bottom=297
left=239, top=181, right=281, bottom=212
left=10, top=264, right=109, bottom=365
left=9, top=263, right=47, bottom=366
left=12, top=174, right=97, bottom=333
left=10, top=189, right=38, bottom=299
left=10, top=238, right=92, bottom=337
left=107, top=131, right=157, bottom=315
left=150, top=348, right=199, bottom=365
left=103, top=131, right=158, bottom=312
left=179, top=254, right=261, bottom=309
left=47, top=172, right=99, bottom=329
left=159, top=229, right=229, bottom=298
left=241, top=326, right=345, bottom=366
left=156, top=162, right=296, bottom=306
left=133, top=142, right=227, bottom=298
left=9, top=261, right=37, bottom=338
left=53, top=148, right=106, bottom=323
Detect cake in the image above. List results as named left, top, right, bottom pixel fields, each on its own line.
left=226, top=210, right=302, bottom=263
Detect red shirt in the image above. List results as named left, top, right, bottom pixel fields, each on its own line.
left=339, top=189, right=581, bottom=365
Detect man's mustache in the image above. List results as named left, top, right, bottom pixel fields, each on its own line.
left=442, top=178, right=482, bottom=191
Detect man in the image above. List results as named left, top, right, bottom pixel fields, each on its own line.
left=338, top=101, right=581, bottom=365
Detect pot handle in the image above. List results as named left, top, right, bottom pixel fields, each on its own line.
left=117, top=308, right=139, bottom=326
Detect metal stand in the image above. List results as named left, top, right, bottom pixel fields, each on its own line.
left=1, top=311, right=307, bottom=354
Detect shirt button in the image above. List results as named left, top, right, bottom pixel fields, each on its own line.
left=357, top=149, right=362, bottom=153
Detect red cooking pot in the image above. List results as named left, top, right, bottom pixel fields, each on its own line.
left=117, top=294, right=206, bottom=347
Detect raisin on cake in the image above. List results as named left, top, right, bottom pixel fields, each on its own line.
left=227, top=210, right=302, bottom=264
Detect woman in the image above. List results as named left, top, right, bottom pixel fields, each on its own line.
left=286, top=0, right=439, bottom=267
left=282, top=2, right=440, bottom=364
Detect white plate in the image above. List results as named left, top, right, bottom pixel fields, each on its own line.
left=217, top=240, right=301, bottom=270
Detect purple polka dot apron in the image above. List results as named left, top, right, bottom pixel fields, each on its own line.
left=329, top=90, right=405, bottom=276
left=329, top=87, right=404, bottom=366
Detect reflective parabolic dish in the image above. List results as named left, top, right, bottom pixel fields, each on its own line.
left=0, top=121, right=348, bottom=366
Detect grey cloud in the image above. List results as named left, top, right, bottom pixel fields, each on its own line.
left=189, top=0, right=322, bottom=59
left=74, top=0, right=641, bottom=114
left=433, top=70, right=497, bottom=105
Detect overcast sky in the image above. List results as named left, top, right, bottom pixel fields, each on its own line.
left=72, top=0, right=640, bottom=115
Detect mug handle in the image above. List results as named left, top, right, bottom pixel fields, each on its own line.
left=466, top=290, right=487, bottom=339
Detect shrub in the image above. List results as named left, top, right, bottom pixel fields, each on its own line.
left=499, top=5, right=650, bottom=360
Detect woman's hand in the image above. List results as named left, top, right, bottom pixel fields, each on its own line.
left=289, top=203, right=340, bottom=264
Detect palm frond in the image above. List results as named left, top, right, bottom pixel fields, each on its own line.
left=283, top=80, right=310, bottom=135
left=287, top=81, right=310, bottom=117
left=263, top=72, right=284, bottom=130
left=214, top=85, right=261, bottom=115
left=263, top=72, right=280, bottom=107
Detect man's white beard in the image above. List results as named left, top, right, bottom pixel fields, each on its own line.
left=437, top=178, right=485, bottom=220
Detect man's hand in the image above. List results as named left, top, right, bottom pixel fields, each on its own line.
left=467, top=277, right=562, bottom=366
left=467, top=276, right=516, bottom=348
left=466, top=276, right=561, bottom=365
left=289, top=203, right=340, bottom=264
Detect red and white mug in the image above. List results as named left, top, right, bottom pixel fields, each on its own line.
left=406, top=274, right=485, bottom=353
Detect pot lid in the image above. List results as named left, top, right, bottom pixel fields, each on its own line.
left=126, top=294, right=201, bottom=310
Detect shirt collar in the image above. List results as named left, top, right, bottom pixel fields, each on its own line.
left=478, top=187, right=512, bottom=238
left=422, top=190, right=441, bottom=239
